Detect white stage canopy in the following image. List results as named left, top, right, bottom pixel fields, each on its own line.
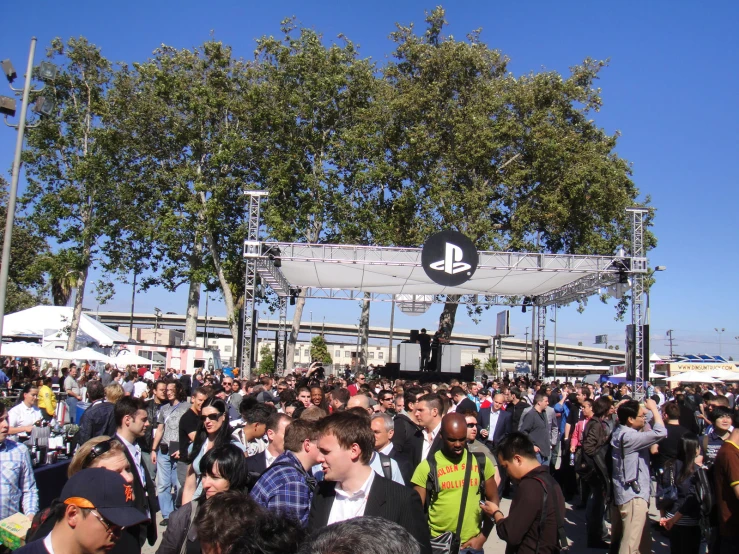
left=3, top=306, right=129, bottom=347
left=257, top=243, right=626, bottom=305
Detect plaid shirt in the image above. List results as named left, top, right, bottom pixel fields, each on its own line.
left=0, top=439, right=39, bottom=519
left=250, top=451, right=315, bottom=526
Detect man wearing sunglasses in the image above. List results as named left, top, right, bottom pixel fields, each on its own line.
left=15, top=468, right=148, bottom=554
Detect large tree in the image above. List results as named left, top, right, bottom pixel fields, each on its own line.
left=251, top=20, right=387, bottom=370
left=110, top=41, right=254, bottom=343
left=0, top=176, right=49, bottom=312
left=383, top=8, right=654, bottom=336
left=22, top=37, right=146, bottom=349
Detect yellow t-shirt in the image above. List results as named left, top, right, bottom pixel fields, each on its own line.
left=37, top=385, right=57, bottom=416
left=411, top=448, right=495, bottom=543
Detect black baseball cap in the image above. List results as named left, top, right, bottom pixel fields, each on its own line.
left=61, top=468, right=148, bottom=528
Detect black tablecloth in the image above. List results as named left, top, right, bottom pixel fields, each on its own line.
left=33, top=459, right=71, bottom=510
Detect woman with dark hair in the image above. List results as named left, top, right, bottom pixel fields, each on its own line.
left=8, top=383, right=42, bottom=442
left=181, top=397, right=245, bottom=504
left=157, top=444, right=250, bottom=554
left=659, top=433, right=704, bottom=554
left=580, top=396, right=613, bottom=548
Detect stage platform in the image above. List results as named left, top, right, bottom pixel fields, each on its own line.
left=379, top=365, right=474, bottom=384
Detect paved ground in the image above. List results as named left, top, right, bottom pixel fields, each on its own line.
left=143, top=494, right=673, bottom=554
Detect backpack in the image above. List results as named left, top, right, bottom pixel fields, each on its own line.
left=378, top=452, right=392, bottom=481
left=424, top=448, right=488, bottom=511
left=694, top=465, right=714, bottom=541
left=532, top=473, right=570, bottom=554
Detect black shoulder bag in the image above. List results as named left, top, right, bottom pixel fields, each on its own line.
left=430, top=450, right=473, bottom=554
left=532, top=474, right=569, bottom=554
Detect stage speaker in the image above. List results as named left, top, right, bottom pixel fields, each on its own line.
left=409, top=329, right=419, bottom=343
left=380, top=363, right=400, bottom=381
left=461, top=365, right=474, bottom=381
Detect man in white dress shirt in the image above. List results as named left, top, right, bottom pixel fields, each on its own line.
left=413, top=393, right=443, bottom=467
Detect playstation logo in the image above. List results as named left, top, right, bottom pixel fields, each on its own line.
left=429, top=242, right=472, bottom=275
left=421, top=231, right=478, bottom=286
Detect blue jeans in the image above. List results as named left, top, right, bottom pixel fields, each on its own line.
left=66, top=397, right=78, bottom=424
left=156, top=450, right=179, bottom=519
left=536, top=452, right=550, bottom=466
left=459, top=549, right=485, bottom=554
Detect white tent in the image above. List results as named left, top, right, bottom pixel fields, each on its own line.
left=664, top=371, right=723, bottom=383
left=649, top=353, right=663, bottom=362
left=69, top=347, right=116, bottom=363
left=609, top=371, right=666, bottom=379
left=110, top=350, right=160, bottom=367
left=0, top=341, right=52, bottom=358
left=3, top=306, right=129, bottom=347
left=706, top=369, right=739, bottom=381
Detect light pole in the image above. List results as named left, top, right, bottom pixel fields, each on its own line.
left=549, top=305, right=558, bottom=379
left=0, top=39, right=57, bottom=355
left=524, top=326, right=530, bottom=367
left=715, top=328, right=725, bottom=356
left=154, top=308, right=162, bottom=345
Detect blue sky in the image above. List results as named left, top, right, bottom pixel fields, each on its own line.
left=2, top=0, right=738, bottom=358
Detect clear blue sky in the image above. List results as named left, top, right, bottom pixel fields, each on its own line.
left=2, top=0, right=738, bottom=358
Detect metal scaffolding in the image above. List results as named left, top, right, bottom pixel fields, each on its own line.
left=241, top=191, right=268, bottom=377
left=627, top=207, right=649, bottom=392
left=276, top=296, right=288, bottom=373
left=536, top=305, right=548, bottom=378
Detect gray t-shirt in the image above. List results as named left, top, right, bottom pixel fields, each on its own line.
left=158, top=401, right=190, bottom=444
left=63, top=375, right=80, bottom=395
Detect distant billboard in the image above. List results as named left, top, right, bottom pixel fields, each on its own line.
left=496, top=310, right=510, bottom=337
left=595, top=334, right=608, bottom=345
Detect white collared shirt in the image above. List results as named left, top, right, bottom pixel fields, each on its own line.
left=8, top=403, right=42, bottom=440
left=421, top=422, right=442, bottom=461
left=265, top=448, right=277, bottom=468
left=327, top=469, right=375, bottom=525
left=379, top=442, right=393, bottom=455
left=43, top=531, right=55, bottom=554
left=488, top=409, right=501, bottom=439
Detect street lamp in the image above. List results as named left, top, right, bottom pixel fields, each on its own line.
left=715, top=328, right=725, bottom=356
left=0, top=38, right=57, bottom=355
left=154, top=308, right=162, bottom=345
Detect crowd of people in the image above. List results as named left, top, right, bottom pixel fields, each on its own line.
left=1, top=357, right=739, bottom=554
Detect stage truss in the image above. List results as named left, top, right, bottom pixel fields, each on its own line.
left=241, top=192, right=650, bottom=386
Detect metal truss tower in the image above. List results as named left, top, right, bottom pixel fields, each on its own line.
left=627, top=207, right=649, bottom=393
left=536, top=305, right=547, bottom=378
left=276, top=296, right=288, bottom=374
left=241, top=191, right=268, bottom=377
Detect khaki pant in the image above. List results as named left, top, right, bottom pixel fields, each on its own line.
left=611, top=498, right=651, bottom=554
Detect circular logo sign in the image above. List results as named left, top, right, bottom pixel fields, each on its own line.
left=421, top=231, right=479, bottom=287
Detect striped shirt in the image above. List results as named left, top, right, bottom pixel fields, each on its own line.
left=0, top=439, right=39, bottom=519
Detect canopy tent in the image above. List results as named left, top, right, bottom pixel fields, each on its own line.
left=705, top=368, right=739, bottom=381
left=3, top=306, right=129, bottom=348
left=650, top=353, right=663, bottom=362
left=69, top=347, right=116, bottom=363
left=664, top=371, right=723, bottom=383
left=257, top=243, right=626, bottom=305
left=0, top=341, right=55, bottom=358
left=110, top=350, right=161, bottom=367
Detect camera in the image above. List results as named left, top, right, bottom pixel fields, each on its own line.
left=625, top=480, right=641, bottom=494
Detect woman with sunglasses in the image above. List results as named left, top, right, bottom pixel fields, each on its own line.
left=27, top=436, right=140, bottom=553
left=181, top=398, right=245, bottom=504
left=157, top=444, right=249, bottom=554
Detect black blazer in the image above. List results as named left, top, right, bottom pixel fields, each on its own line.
left=245, top=450, right=268, bottom=475
left=411, top=428, right=443, bottom=469
left=308, top=474, right=431, bottom=554
left=385, top=445, right=414, bottom=485
left=454, top=398, right=478, bottom=415
left=478, top=407, right=512, bottom=448
left=116, top=434, right=159, bottom=546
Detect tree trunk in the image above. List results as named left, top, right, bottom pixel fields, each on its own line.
left=286, top=288, right=307, bottom=371
left=202, top=224, right=239, bottom=340
left=359, top=293, right=370, bottom=368
left=65, top=264, right=90, bottom=351
left=184, top=238, right=204, bottom=343
left=438, top=294, right=461, bottom=339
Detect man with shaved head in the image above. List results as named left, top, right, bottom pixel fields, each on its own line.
left=412, top=413, right=498, bottom=553
left=346, top=394, right=372, bottom=414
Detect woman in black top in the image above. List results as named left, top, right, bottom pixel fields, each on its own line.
left=659, top=433, right=704, bottom=554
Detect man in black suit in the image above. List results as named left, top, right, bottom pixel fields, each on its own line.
left=371, top=412, right=414, bottom=484
left=450, top=386, right=478, bottom=414
left=308, top=412, right=431, bottom=554
left=478, top=392, right=512, bottom=496
left=114, top=397, right=159, bottom=547
left=245, top=412, right=291, bottom=479
left=410, top=393, right=444, bottom=469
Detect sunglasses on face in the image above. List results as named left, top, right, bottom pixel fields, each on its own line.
left=200, top=413, right=224, bottom=422
left=466, top=423, right=477, bottom=428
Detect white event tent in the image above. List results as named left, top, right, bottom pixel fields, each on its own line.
left=2, top=306, right=129, bottom=348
